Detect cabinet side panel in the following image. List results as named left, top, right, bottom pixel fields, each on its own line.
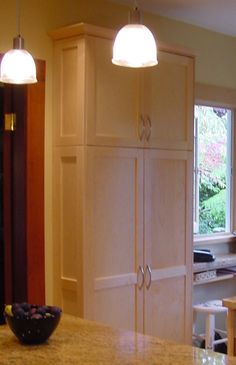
left=53, top=147, right=84, bottom=316
left=53, top=38, right=85, bottom=145
left=61, top=156, right=77, bottom=278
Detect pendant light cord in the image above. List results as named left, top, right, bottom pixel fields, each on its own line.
left=13, top=0, right=24, bottom=50
left=16, top=0, right=21, bottom=36
left=130, top=0, right=141, bottom=24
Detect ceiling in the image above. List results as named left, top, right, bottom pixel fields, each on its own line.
left=111, top=0, right=236, bottom=37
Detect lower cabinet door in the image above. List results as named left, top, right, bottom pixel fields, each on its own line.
left=143, top=149, right=193, bottom=343
left=84, top=146, right=144, bottom=332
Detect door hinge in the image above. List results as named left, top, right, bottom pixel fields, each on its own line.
left=4, top=113, right=16, bottom=131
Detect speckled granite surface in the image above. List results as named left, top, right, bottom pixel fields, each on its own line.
left=0, top=314, right=236, bottom=365
left=193, top=254, right=236, bottom=273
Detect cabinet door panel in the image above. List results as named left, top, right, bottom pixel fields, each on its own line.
left=144, top=149, right=193, bottom=342
left=144, top=276, right=187, bottom=343
left=53, top=146, right=84, bottom=316
left=84, top=147, right=143, bottom=332
left=53, top=38, right=85, bottom=146
left=141, top=51, right=194, bottom=150
left=86, top=37, right=141, bottom=147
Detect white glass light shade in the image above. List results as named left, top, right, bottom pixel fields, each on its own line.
left=112, top=24, right=158, bottom=68
left=0, top=48, right=37, bottom=84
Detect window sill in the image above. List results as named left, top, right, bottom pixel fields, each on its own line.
left=194, top=233, right=236, bottom=247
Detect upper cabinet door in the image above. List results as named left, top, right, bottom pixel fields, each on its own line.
left=141, top=51, right=194, bottom=150
left=86, top=36, right=142, bottom=147
left=53, top=31, right=194, bottom=150
left=53, top=37, right=85, bottom=146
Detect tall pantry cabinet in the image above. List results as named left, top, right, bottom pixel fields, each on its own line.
left=50, top=23, right=194, bottom=344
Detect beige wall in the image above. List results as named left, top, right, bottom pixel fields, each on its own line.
left=0, top=0, right=235, bottom=303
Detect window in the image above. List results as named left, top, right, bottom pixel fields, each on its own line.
left=194, top=105, right=233, bottom=235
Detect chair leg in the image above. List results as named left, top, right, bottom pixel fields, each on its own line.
left=227, top=309, right=235, bottom=356
left=205, top=313, right=215, bottom=350
left=192, top=310, right=197, bottom=337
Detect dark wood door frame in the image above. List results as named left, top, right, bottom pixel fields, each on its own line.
left=3, top=59, right=46, bottom=306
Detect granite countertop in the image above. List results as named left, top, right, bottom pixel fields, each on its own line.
left=0, top=314, right=236, bottom=365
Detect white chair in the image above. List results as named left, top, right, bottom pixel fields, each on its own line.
left=193, top=300, right=228, bottom=351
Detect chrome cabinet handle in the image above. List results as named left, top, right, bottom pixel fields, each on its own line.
left=145, top=115, right=152, bottom=142
left=145, top=264, right=152, bottom=289
left=137, top=265, right=145, bottom=290
left=138, top=115, right=145, bottom=141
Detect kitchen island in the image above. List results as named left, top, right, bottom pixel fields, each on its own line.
left=0, top=314, right=235, bottom=365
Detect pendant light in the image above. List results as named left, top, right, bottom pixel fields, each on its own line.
left=0, top=0, right=37, bottom=84
left=112, top=2, right=158, bottom=68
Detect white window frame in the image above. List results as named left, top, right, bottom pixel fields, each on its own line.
left=194, top=82, right=236, bottom=245
left=193, top=114, right=199, bottom=234
left=193, top=104, right=233, bottom=236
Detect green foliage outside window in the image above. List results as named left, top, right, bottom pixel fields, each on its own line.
left=199, top=189, right=226, bottom=233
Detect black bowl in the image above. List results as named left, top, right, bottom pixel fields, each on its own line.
left=5, top=304, right=61, bottom=344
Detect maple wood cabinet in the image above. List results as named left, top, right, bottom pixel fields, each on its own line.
left=85, top=36, right=193, bottom=150
left=51, top=24, right=193, bottom=150
left=50, top=23, right=194, bottom=344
